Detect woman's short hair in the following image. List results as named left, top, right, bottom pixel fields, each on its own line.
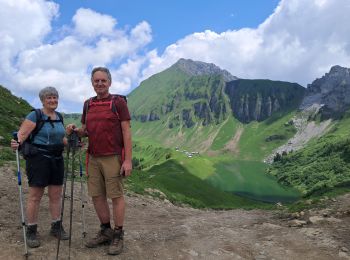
left=91, top=67, right=112, bottom=82
left=39, top=86, right=59, bottom=101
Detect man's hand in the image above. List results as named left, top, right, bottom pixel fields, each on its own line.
left=120, top=159, right=132, bottom=177
left=66, top=124, right=76, bottom=135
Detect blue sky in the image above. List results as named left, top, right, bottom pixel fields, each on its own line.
left=53, top=0, right=280, bottom=52
left=1, top=0, right=350, bottom=112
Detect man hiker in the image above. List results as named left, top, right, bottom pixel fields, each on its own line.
left=66, top=67, right=132, bottom=255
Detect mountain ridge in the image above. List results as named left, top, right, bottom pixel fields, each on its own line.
left=173, top=58, right=237, bottom=82
left=301, top=65, right=350, bottom=119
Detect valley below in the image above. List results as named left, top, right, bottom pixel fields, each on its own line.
left=1, top=164, right=350, bottom=260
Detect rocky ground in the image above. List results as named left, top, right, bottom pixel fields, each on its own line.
left=1, top=164, right=350, bottom=260
left=265, top=105, right=332, bottom=163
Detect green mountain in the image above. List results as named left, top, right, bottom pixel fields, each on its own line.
left=129, top=59, right=305, bottom=158
left=0, top=85, right=33, bottom=145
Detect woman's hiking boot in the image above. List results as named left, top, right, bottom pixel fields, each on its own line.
left=50, top=220, right=69, bottom=240
left=85, top=226, right=114, bottom=248
left=108, top=228, right=124, bottom=255
left=26, top=224, right=40, bottom=248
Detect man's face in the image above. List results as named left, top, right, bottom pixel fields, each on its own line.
left=92, top=71, right=111, bottom=97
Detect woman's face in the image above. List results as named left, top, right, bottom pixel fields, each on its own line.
left=43, top=95, right=58, bottom=110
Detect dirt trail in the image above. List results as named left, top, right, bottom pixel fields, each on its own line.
left=1, top=164, right=350, bottom=260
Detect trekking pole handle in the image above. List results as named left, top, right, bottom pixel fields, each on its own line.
left=12, top=132, right=22, bottom=153
left=68, top=131, right=79, bottom=149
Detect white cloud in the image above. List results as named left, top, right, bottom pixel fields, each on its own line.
left=1, top=0, right=350, bottom=112
left=0, top=0, right=58, bottom=76
left=73, top=8, right=116, bottom=39
left=0, top=1, right=152, bottom=111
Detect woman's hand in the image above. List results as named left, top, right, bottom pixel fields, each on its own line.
left=10, top=139, right=20, bottom=151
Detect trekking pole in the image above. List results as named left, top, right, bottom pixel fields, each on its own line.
left=78, top=141, right=87, bottom=243
left=56, top=138, right=71, bottom=260
left=68, top=131, right=79, bottom=259
left=13, top=132, right=29, bottom=258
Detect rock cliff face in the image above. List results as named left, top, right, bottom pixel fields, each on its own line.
left=225, top=80, right=305, bottom=123
left=169, top=75, right=229, bottom=128
left=300, top=65, right=350, bottom=119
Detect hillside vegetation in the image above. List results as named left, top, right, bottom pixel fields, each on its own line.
left=268, top=111, right=350, bottom=196
left=0, top=85, right=33, bottom=145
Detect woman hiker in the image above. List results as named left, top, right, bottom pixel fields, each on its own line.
left=10, top=86, right=69, bottom=248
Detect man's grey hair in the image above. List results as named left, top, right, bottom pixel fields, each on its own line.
left=39, top=86, right=59, bottom=101
left=91, top=67, right=112, bottom=82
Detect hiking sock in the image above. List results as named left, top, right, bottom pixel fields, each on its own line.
left=115, top=226, right=123, bottom=231
left=100, top=222, right=111, bottom=230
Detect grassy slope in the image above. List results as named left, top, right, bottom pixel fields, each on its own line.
left=268, top=111, right=350, bottom=196
left=237, top=111, right=297, bottom=161
left=128, top=67, right=189, bottom=115
left=0, top=86, right=33, bottom=165
left=62, top=113, right=82, bottom=127
left=0, top=85, right=33, bottom=145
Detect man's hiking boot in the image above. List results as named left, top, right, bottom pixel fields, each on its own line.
left=108, top=229, right=124, bottom=255
left=26, top=224, right=40, bottom=248
left=85, top=226, right=114, bottom=248
left=50, top=220, right=69, bottom=240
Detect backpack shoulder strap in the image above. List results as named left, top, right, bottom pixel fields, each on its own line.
left=84, top=97, right=94, bottom=124
left=111, top=94, right=127, bottom=114
left=29, top=109, right=45, bottom=142
left=113, top=94, right=127, bottom=103
left=56, top=111, right=64, bottom=124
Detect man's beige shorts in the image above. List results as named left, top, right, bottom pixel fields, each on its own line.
left=87, top=155, right=124, bottom=198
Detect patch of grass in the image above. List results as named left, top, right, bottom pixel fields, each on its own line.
left=238, top=111, right=297, bottom=160
left=211, top=117, right=239, bottom=150
left=0, top=147, right=16, bottom=166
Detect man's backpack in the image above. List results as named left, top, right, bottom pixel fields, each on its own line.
left=21, top=109, right=64, bottom=159
left=83, top=94, right=128, bottom=166
left=84, top=94, right=127, bottom=122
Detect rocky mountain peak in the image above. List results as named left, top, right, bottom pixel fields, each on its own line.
left=173, top=58, right=237, bottom=82
left=300, top=65, right=350, bottom=118
left=329, top=65, right=350, bottom=75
